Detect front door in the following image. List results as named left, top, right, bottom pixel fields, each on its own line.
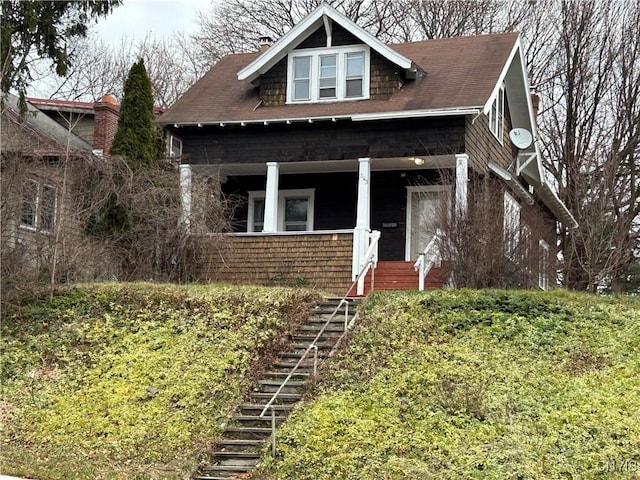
left=405, top=186, right=449, bottom=261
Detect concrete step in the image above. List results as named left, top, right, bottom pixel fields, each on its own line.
left=263, top=370, right=311, bottom=379
left=239, top=403, right=295, bottom=413
left=298, top=324, right=345, bottom=333
left=248, top=392, right=302, bottom=403
left=279, top=350, right=328, bottom=359
left=215, top=438, right=265, bottom=452
left=291, top=341, right=335, bottom=349
left=199, top=464, right=255, bottom=474
left=233, top=415, right=287, bottom=427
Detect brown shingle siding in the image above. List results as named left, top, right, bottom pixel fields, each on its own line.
left=197, top=233, right=354, bottom=293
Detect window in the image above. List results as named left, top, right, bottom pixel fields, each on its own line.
left=489, top=86, right=505, bottom=143
left=319, top=54, right=337, bottom=99
left=288, top=46, right=370, bottom=103
left=247, top=189, right=315, bottom=232
left=21, top=179, right=57, bottom=233
left=292, top=56, right=311, bottom=101
left=345, top=52, right=364, bottom=98
left=503, top=191, right=520, bottom=259
left=169, top=135, right=182, bottom=160
left=539, top=240, right=550, bottom=289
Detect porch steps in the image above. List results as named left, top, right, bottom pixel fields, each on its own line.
left=193, top=297, right=359, bottom=480
left=362, top=261, right=445, bottom=295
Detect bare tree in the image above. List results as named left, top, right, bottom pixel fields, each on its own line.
left=33, top=30, right=202, bottom=108
left=527, top=0, right=640, bottom=290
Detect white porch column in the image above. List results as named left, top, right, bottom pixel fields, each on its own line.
left=263, top=162, right=279, bottom=233
left=179, top=164, right=192, bottom=230
left=455, top=153, right=468, bottom=216
left=352, top=157, right=371, bottom=280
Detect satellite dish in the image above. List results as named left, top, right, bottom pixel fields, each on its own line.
left=509, top=128, right=533, bottom=149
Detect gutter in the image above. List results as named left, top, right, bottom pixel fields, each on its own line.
left=162, top=107, right=481, bottom=128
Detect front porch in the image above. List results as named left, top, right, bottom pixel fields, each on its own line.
left=183, top=153, right=470, bottom=294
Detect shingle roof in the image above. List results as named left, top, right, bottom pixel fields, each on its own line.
left=159, top=32, right=518, bottom=125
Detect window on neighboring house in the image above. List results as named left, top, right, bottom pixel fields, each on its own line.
left=489, top=86, right=505, bottom=143
left=288, top=46, right=370, bottom=103
left=21, top=179, right=57, bottom=233
left=247, top=189, right=315, bottom=232
left=539, top=239, right=550, bottom=290
left=503, top=191, right=520, bottom=259
left=170, top=135, right=182, bottom=160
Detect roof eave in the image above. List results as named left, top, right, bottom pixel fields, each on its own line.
left=162, top=107, right=482, bottom=128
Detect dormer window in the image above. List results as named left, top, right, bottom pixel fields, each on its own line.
left=287, top=46, right=370, bottom=103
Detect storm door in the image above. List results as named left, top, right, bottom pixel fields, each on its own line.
left=405, top=186, right=449, bottom=261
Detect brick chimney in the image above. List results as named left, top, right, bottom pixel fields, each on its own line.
left=259, top=36, right=273, bottom=52
left=531, top=92, right=540, bottom=125
left=93, top=94, right=120, bottom=154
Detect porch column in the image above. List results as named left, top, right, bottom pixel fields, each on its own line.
left=263, top=162, right=279, bottom=233
left=179, top=164, right=192, bottom=230
left=352, top=157, right=371, bottom=280
left=455, top=153, right=468, bottom=216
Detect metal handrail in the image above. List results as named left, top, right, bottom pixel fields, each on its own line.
left=413, top=229, right=443, bottom=291
left=259, top=236, right=380, bottom=419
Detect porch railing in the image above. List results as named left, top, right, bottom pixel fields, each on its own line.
left=356, top=230, right=380, bottom=296
left=413, top=229, right=443, bottom=291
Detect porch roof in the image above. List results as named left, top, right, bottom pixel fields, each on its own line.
left=192, top=154, right=457, bottom=177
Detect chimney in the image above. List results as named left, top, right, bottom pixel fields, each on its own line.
left=530, top=92, right=540, bottom=125
left=93, top=94, right=120, bottom=154
left=259, top=36, right=273, bottom=52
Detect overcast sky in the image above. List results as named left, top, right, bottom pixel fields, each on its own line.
left=94, top=0, right=212, bottom=45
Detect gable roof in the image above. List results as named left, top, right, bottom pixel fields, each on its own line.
left=238, top=4, right=414, bottom=84
left=159, top=31, right=519, bottom=126
left=2, top=94, right=94, bottom=154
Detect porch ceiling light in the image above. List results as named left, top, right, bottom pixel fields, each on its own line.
left=412, top=157, right=425, bottom=166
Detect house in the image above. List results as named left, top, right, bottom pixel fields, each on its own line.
left=0, top=94, right=122, bottom=282
left=158, top=4, right=576, bottom=294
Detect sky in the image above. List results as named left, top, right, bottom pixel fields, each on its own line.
left=93, top=0, right=212, bottom=46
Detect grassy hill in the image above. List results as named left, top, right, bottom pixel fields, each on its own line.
left=2, top=287, right=638, bottom=479
left=256, top=290, right=640, bottom=479
left=0, top=283, right=319, bottom=479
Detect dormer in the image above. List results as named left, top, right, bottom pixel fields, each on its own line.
left=237, top=4, right=418, bottom=106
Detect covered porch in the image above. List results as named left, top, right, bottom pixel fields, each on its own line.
left=181, top=154, right=470, bottom=294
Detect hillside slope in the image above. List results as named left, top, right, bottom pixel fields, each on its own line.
left=0, top=283, right=319, bottom=479
left=257, top=290, right=640, bottom=479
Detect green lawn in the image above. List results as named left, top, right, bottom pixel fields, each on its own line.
left=0, top=283, right=320, bottom=479
left=256, top=290, right=640, bottom=480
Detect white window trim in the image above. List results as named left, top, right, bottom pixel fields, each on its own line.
left=287, top=44, right=370, bottom=104
left=248, top=188, right=315, bottom=232
left=503, top=191, right=520, bottom=260
left=20, top=179, right=57, bottom=233
left=539, top=239, right=550, bottom=290
left=489, top=85, right=505, bottom=144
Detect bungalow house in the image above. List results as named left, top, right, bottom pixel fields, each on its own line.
left=158, top=4, right=576, bottom=294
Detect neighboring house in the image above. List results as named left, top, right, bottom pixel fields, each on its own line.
left=158, top=4, right=577, bottom=294
left=1, top=94, right=121, bottom=281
